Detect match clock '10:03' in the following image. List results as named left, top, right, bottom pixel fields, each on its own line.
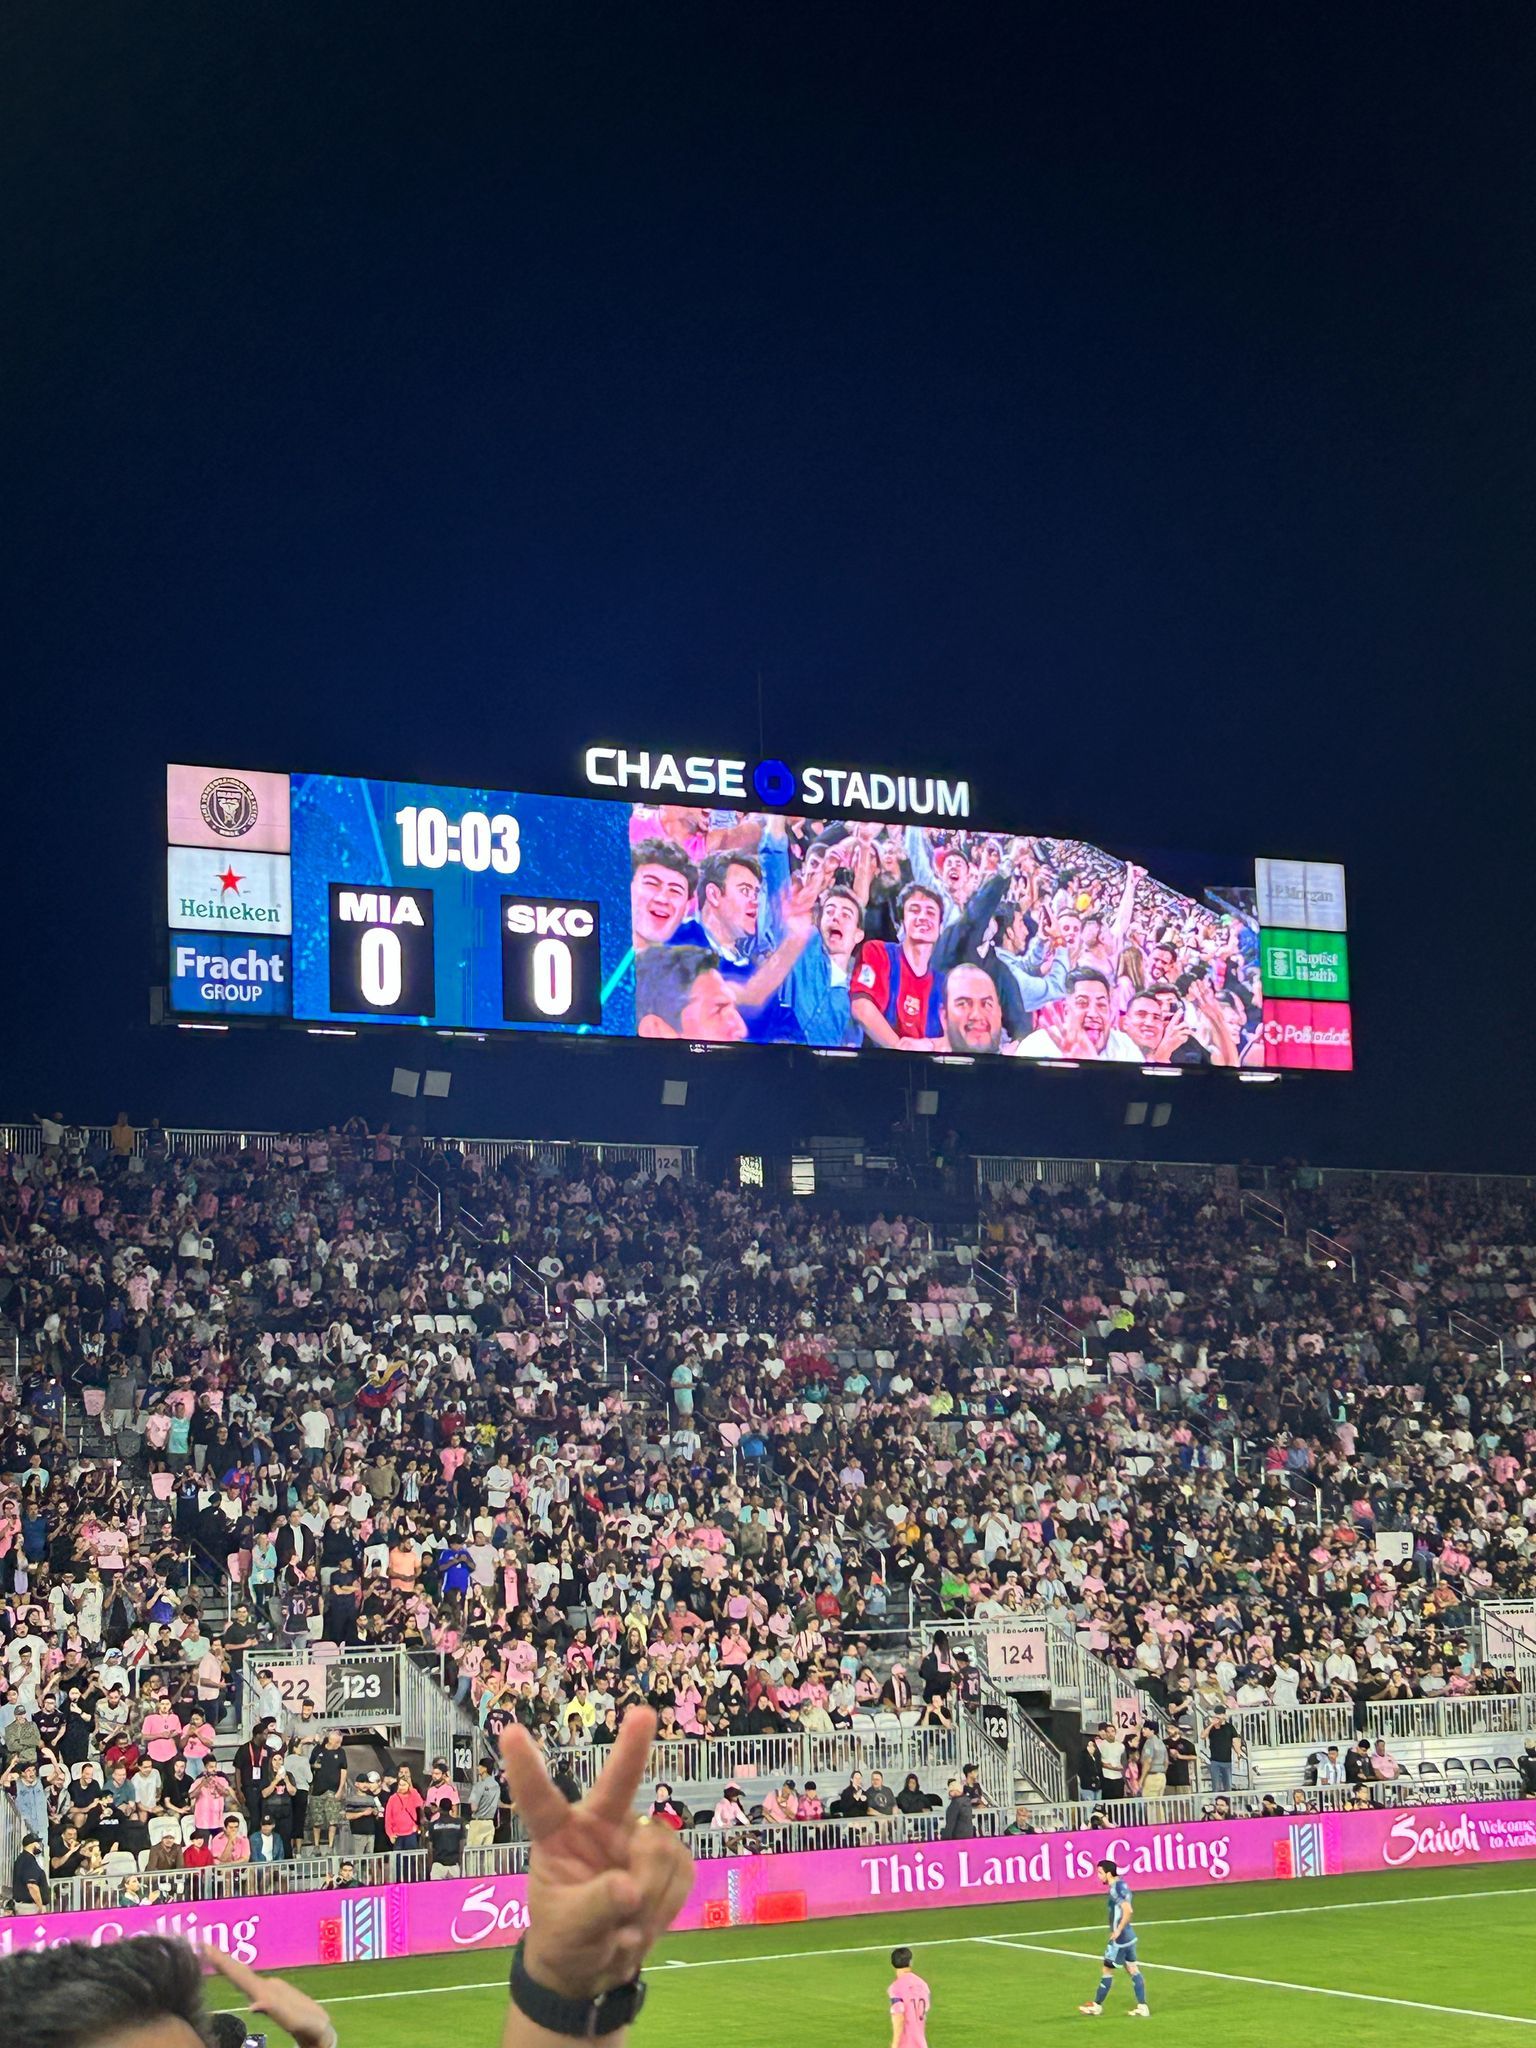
left=395, top=805, right=522, bottom=872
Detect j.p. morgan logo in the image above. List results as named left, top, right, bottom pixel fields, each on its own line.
left=199, top=775, right=259, bottom=838
left=1255, top=858, right=1348, bottom=933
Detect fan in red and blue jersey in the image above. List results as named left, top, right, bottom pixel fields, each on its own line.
left=850, top=883, right=947, bottom=1046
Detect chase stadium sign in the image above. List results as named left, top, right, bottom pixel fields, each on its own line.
left=581, top=746, right=971, bottom=820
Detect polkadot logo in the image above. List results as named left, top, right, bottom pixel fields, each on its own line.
left=752, top=758, right=797, bottom=805
left=1262, top=1019, right=1285, bottom=1046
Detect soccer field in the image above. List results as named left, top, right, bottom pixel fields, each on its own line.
left=205, top=1862, right=1536, bottom=2046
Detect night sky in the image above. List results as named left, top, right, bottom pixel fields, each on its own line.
left=7, top=7, right=1535, bottom=1170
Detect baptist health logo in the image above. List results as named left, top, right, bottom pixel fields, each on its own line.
left=1267, top=939, right=1343, bottom=989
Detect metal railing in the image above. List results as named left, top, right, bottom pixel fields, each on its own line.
left=1480, top=1601, right=1536, bottom=1685
left=1023, top=1769, right=1525, bottom=1834
left=1364, top=1693, right=1536, bottom=1747
left=1241, top=1190, right=1287, bottom=1236
left=20, top=1807, right=1016, bottom=1917
left=971, top=1257, right=1019, bottom=1316
left=1306, top=1228, right=1356, bottom=1278
left=1195, top=1701, right=1356, bottom=1751
left=1035, top=1301, right=1089, bottom=1359
left=972, top=1671, right=1068, bottom=1806
left=555, top=1723, right=968, bottom=1796
left=1448, top=1309, right=1507, bottom=1369
left=0, top=1123, right=696, bottom=1180
left=973, top=1153, right=1536, bottom=1196
left=32, top=1847, right=422, bottom=1919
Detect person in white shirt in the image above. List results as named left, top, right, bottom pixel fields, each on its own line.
left=711, top=1785, right=750, bottom=1831
left=1010, top=968, right=1141, bottom=1062
left=1323, top=1643, right=1359, bottom=1688
left=300, top=1400, right=331, bottom=1461
left=1315, top=1746, right=1345, bottom=1786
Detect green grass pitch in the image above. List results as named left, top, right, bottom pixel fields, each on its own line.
left=207, top=1862, right=1536, bottom=2046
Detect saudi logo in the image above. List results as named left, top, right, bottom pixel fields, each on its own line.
left=200, top=775, right=259, bottom=838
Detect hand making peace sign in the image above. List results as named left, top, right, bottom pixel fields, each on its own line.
left=501, top=1704, right=695, bottom=2004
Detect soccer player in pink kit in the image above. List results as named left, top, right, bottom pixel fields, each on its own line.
left=889, top=1946, right=933, bottom=2048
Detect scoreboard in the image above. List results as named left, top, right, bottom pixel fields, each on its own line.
left=162, top=761, right=1354, bottom=1068
left=167, top=766, right=628, bottom=1036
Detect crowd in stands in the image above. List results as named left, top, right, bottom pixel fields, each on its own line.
left=627, top=807, right=1264, bottom=1059
left=2, top=1118, right=1535, bottom=1911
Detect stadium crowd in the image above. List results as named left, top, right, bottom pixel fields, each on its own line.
left=1, top=1120, right=1535, bottom=1909
left=628, top=808, right=1264, bottom=1061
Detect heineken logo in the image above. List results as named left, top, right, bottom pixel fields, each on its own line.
left=167, top=845, right=293, bottom=936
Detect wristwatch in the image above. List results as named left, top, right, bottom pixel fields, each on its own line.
left=509, top=1941, right=647, bottom=2038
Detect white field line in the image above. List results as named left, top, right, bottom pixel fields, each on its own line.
left=982, top=1937, right=1536, bottom=2029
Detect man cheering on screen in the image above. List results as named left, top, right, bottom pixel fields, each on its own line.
left=851, top=882, right=946, bottom=1047
left=672, top=835, right=818, bottom=1043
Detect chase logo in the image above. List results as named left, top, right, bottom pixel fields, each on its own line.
left=751, top=758, right=797, bottom=805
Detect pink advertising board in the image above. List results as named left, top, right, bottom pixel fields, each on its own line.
left=5, top=1800, right=1534, bottom=1968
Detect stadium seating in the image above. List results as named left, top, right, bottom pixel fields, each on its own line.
left=1, top=1118, right=1534, bottom=1917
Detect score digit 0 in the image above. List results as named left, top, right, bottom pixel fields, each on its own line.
left=327, top=885, right=437, bottom=1016
left=500, top=898, right=602, bottom=1027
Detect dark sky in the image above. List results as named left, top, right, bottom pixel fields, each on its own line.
left=7, top=7, right=1535, bottom=1169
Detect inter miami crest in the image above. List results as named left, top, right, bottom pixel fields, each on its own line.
left=199, top=774, right=259, bottom=838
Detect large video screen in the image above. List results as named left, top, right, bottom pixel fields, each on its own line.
left=164, top=765, right=1353, bottom=1069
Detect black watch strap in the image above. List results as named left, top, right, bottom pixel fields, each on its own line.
left=509, top=1940, right=647, bottom=2038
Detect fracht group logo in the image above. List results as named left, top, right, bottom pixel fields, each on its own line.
left=170, top=937, right=292, bottom=1016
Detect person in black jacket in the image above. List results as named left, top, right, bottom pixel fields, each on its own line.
left=428, top=1803, right=467, bottom=1877
left=940, top=1777, right=974, bottom=1840
left=11, top=1835, right=49, bottom=1913
left=1078, top=1731, right=1105, bottom=1809
left=895, top=1772, right=939, bottom=1816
